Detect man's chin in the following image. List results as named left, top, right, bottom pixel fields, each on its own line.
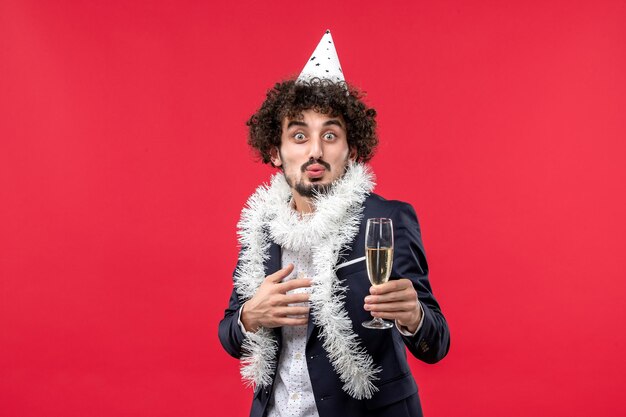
left=294, top=181, right=333, bottom=198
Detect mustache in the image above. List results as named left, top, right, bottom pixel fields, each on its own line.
left=301, top=158, right=331, bottom=172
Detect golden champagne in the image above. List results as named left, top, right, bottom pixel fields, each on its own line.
left=366, top=247, right=393, bottom=286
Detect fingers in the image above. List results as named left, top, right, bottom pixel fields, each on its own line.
left=263, top=307, right=310, bottom=328
left=369, top=310, right=413, bottom=323
left=283, top=292, right=311, bottom=304
left=364, top=278, right=418, bottom=318
left=364, top=301, right=416, bottom=313
left=369, top=278, right=412, bottom=295
left=366, top=285, right=416, bottom=305
left=278, top=317, right=310, bottom=327
left=277, top=278, right=312, bottom=292
left=365, top=290, right=408, bottom=304
left=267, top=263, right=295, bottom=283
left=369, top=308, right=421, bottom=332
left=275, top=306, right=310, bottom=316
left=266, top=292, right=309, bottom=307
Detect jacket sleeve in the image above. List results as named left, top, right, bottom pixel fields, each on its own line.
left=391, top=203, right=451, bottom=364
left=218, top=263, right=247, bottom=359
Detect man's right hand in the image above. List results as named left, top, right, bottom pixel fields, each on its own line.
left=240, top=264, right=312, bottom=333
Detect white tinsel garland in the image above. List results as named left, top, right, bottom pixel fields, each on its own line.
left=233, top=162, right=380, bottom=399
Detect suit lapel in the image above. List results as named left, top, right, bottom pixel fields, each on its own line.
left=306, top=305, right=316, bottom=342
left=264, top=242, right=282, bottom=276
left=264, top=242, right=283, bottom=346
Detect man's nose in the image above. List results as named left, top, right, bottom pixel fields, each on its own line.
left=308, top=137, right=323, bottom=160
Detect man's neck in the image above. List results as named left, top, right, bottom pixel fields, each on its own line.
left=292, top=192, right=315, bottom=214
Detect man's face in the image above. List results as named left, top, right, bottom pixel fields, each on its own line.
left=272, top=109, right=355, bottom=198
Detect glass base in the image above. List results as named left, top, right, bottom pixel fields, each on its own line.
left=362, top=318, right=394, bottom=329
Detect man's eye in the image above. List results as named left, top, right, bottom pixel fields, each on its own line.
left=294, top=133, right=306, bottom=140
left=324, top=132, right=336, bottom=140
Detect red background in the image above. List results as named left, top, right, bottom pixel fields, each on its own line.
left=1, top=0, right=625, bottom=416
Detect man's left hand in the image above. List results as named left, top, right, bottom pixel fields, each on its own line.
left=364, top=279, right=422, bottom=333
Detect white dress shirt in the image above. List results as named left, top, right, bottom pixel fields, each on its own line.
left=266, top=244, right=319, bottom=417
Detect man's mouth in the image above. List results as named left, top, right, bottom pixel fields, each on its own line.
left=305, top=164, right=326, bottom=178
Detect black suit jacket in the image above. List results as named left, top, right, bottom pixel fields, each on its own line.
left=219, top=194, right=450, bottom=417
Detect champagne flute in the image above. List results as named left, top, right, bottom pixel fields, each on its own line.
left=362, top=218, right=394, bottom=329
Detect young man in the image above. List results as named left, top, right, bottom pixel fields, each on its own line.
left=218, top=30, right=450, bottom=417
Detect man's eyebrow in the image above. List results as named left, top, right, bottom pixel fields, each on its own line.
left=323, top=119, right=344, bottom=128
left=286, top=120, right=308, bottom=129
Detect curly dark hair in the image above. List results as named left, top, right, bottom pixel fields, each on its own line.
left=247, top=78, right=378, bottom=166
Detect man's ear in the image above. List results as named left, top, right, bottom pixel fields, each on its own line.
left=270, top=147, right=283, bottom=167
left=349, top=145, right=358, bottom=161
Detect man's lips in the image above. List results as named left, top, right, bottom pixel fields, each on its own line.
left=305, top=164, right=326, bottom=178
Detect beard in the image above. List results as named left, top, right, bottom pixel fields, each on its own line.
left=283, top=157, right=349, bottom=198
left=293, top=181, right=332, bottom=198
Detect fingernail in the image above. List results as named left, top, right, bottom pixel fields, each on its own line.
left=364, top=304, right=370, bottom=311
left=364, top=296, right=372, bottom=303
